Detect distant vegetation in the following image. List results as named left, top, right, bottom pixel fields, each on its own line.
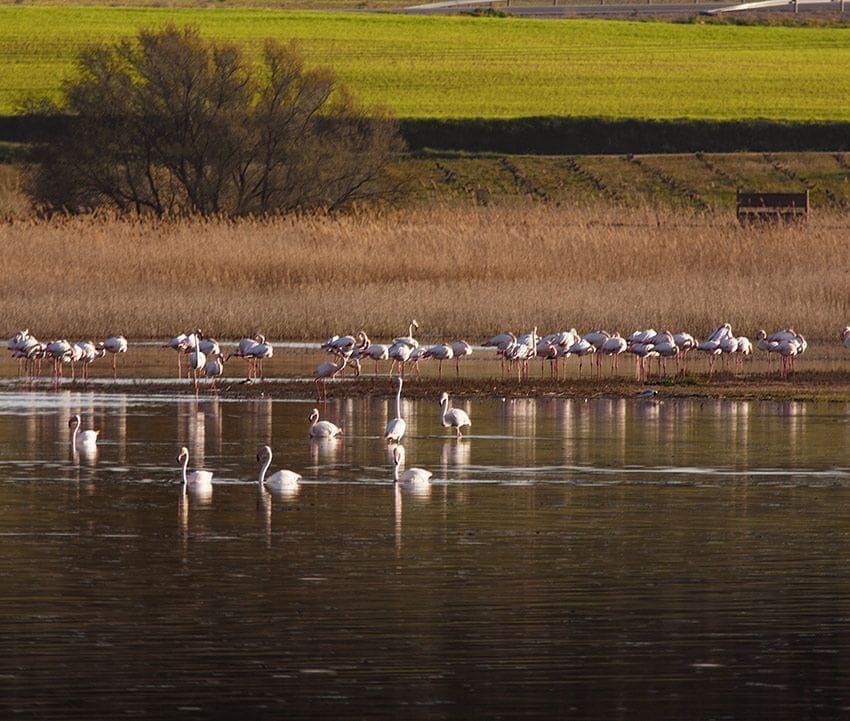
left=2, top=8, right=850, bottom=121
left=24, top=25, right=403, bottom=216
left=1, top=205, right=846, bottom=342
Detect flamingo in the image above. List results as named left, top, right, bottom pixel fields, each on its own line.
left=256, top=445, right=300, bottom=493
left=423, top=344, right=453, bottom=379
left=247, top=334, right=273, bottom=381
left=392, top=320, right=420, bottom=350
left=227, top=336, right=261, bottom=380
left=186, top=332, right=206, bottom=393
left=843, top=327, right=850, bottom=350
left=600, top=333, right=628, bottom=375
left=388, top=341, right=413, bottom=378
left=673, top=332, right=697, bottom=374
left=451, top=340, right=472, bottom=377
left=314, top=353, right=347, bottom=401
left=68, top=414, right=99, bottom=454
left=391, top=444, right=432, bottom=485
left=194, top=330, right=221, bottom=358
left=567, top=338, right=596, bottom=378
left=97, top=335, right=128, bottom=380
left=44, top=339, right=72, bottom=382
left=366, top=343, right=390, bottom=375
left=63, top=342, right=83, bottom=382
left=163, top=333, right=190, bottom=378
left=439, top=392, right=471, bottom=439
left=204, top=353, right=225, bottom=391
left=177, top=446, right=213, bottom=492
left=384, top=377, right=406, bottom=443
left=650, top=331, right=679, bottom=376
left=74, top=341, right=103, bottom=384
left=308, top=408, right=342, bottom=439
left=735, top=336, right=752, bottom=374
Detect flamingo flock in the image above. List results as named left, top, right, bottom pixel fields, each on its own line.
left=5, top=321, right=844, bottom=394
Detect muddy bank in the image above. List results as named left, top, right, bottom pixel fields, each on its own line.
left=9, top=371, right=850, bottom=403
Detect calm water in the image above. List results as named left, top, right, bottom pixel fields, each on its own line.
left=2, top=391, right=850, bottom=720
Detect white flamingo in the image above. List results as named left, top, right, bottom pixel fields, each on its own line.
left=600, top=333, right=628, bottom=375
left=451, top=340, right=473, bottom=377
left=163, top=333, right=190, bottom=378
left=423, top=344, right=453, bottom=379
left=45, top=339, right=72, bottom=382
left=186, top=332, right=206, bottom=393
left=97, top=335, right=128, bottom=379
left=366, top=343, right=390, bottom=375
left=568, top=338, right=596, bottom=378
left=314, top=353, right=347, bottom=401
left=392, top=444, right=432, bottom=485
left=68, top=414, right=99, bottom=454
left=439, top=392, right=471, bottom=439
left=177, top=446, right=213, bottom=492
left=384, top=377, right=406, bottom=443
left=392, top=320, right=420, bottom=350
left=74, top=341, right=103, bottom=384
left=204, top=353, right=225, bottom=391
left=388, top=341, right=413, bottom=378
left=256, top=445, right=300, bottom=493
left=247, top=334, right=273, bottom=381
left=308, top=408, right=342, bottom=438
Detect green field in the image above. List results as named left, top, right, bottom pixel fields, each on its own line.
left=2, top=7, right=850, bottom=120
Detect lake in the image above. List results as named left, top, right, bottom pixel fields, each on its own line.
left=1, top=390, right=849, bottom=719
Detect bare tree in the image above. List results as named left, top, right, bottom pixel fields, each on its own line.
left=25, top=26, right=405, bottom=216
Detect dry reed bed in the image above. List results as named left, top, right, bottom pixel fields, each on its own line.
left=1, top=206, right=847, bottom=343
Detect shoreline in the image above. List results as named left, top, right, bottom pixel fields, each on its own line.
left=4, top=372, right=850, bottom=403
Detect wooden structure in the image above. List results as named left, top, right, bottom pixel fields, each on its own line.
left=736, top=190, right=809, bottom=224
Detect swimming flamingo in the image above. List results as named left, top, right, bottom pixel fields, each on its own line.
left=256, top=445, right=301, bottom=493
left=308, top=408, right=342, bottom=438
left=392, top=444, right=432, bottom=485
left=384, top=377, right=406, bottom=443
left=68, top=414, right=99, bottom=454
left=439, top=392, right=471, bottom=439
left=177, top=446, right=213, bottom=492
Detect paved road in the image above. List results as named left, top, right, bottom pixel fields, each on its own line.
left=402, top=0, right=845, bottom=16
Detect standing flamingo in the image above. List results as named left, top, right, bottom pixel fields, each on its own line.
left=384, top=377, right=406, bottom=443
left=314, top=353, right=347, bottom=401
left=97, top=335, right=128, bottom=380
left=451, top=340, right=472, bottom=377
left=423, top=344, right=453, bottom=379
left=439, top=392, right=471, bottom=439
left=186, top=332, right=206, bottom=394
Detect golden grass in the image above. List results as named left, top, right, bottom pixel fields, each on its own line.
left=1, top=205, right=847, bottom=343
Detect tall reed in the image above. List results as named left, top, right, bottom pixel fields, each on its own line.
left=1, top=205, right=846, bottom=343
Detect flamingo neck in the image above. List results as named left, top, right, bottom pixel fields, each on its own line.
left=395, top=385, right=402, bottom=417
left=70, top=420, right=78, bottom=450
left=258, top=454, right=271, bottom=484
left=392, top=460, right=400, bottom=483
left=181, top=455, right=189, bottom=485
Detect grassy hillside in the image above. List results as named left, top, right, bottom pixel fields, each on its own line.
left=5, top=151, right=850, bottom=218
left=2, top=8, right=850, bottom=120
